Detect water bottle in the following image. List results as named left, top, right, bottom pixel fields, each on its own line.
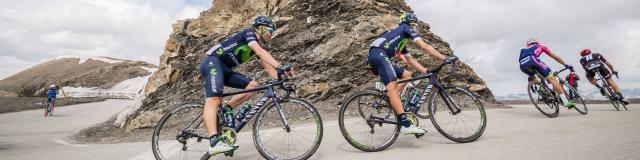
left=409, top=90, right=420, bottom=106
left=222, top=105, right=235, bottom=128
left=235, top=103, right=251, bottom=121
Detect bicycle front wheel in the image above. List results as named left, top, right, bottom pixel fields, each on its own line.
left=253, top=98, right=323, bottom=160
left=527, top=83, right=560, bottom=118
left=152, top=102, right=209, bottom=160
left=338, top=90, right=399, bottom=152
left=428, top=86, right=486, bottom=143
left=605, top=86, right=621, bottom=111
left=563, top=84, right=587, bottom=114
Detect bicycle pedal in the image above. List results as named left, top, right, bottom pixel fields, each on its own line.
left=414, top=133, right=425, bottom=139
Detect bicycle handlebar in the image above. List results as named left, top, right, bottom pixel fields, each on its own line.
left=398, top=56, right=459, bottom=84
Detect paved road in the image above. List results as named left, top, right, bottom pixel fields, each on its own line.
left=1, top=101, right=638, bottom=160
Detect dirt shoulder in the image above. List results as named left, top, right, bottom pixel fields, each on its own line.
left=0, top=97, right=105, bottom=113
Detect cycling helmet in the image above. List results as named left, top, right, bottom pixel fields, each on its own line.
left=50, top=85, right=56, bottom=88
left=398, top=12, right=418, bottom=25
left=526, top=38, right=539, bottom=46
left=580, top=49, right=591, bottom=56
left=252, top=16, right=276, bottom=33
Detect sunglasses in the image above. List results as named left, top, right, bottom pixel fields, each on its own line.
left=265, top=27, right=275, bottom=34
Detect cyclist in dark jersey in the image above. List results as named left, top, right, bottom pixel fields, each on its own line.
left=199, top=16, right=294, bottom=155
left=367, top=12, right=451, bottom=134
left=518, top=38, right=576, bottom=108
left=578, top=49, right=629, bottom=105
left=47, top=85, right=57, bottom=107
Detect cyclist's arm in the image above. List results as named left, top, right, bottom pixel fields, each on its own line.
left=260, top=59, right=279, bottom=79
left=415, top=40, right=446, bottom=61
left=249, top=42, right=281, bottom=68
left=541, top=46, right=568, bottom=66
left=604, top=61, right=615, bottom=72
left=403, top=54, right=427, bottom=74
left=598, top=54, right=615, bottom=71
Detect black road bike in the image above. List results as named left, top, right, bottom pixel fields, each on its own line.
left=151, top=75, right=323, bottom=160
left=338, top=57, right=487, bottom=152
left=593, top=69, right=627, bottom=111
left=526, top=67, right=588, bottom=118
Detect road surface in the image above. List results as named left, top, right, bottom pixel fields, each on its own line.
left=0, top=101, right=638, bottom=160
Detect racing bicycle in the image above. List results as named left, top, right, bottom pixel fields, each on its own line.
left=526, top=67, right=588, bottom=118
left=338, top=57, right=487, bottom=152
left=151, top=74, right=323, bottom=160
left=592, top=69, right=627, bottom=111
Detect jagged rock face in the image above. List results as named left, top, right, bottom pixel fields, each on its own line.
left=125, top=0, right=494, bottom=131
left=0, top=57, right=157, bottom=97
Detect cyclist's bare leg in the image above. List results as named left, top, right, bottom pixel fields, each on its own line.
left=607, top=78, right=622, bottom=94
left=588, top=77, right=598, bottom=86
left=204, top=97, right=222, bottom=136
left=546, top=75, right=564, bottom=95
left=227, top=81, right=259, bottom=107
left=386, top=82, right=404, bottom=115
left=397, top=71, right=412, bottom=93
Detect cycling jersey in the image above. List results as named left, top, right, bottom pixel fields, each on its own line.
left=518, top=44, right=554, bottom=78
left=47, top=87, right=57, bottom=99
left=519, top=44, right=554, bottom=60
left=580, top=53, right=611, bottom=79
left=205, top=29, right=259, bottom=68
left=369, top=23, right=422, bottom=58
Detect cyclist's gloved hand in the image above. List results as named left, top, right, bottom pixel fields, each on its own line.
left=564, top=64, right=573, bottom=69
left=277, top=65, right=295, bottom=79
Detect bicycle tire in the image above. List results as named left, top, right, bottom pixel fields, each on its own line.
left=338, top=90, right=399, bottom=152
left=427, top=86, right=486, bottom=143
left=527, top=83, right=559, bottom=118
left=563, top=83, right=587, bottom=114
left=253, top=98, right=323, bottom=160
left=605, top=86, right=621, bottom=111
left=152, top=102, right=209, bottom=160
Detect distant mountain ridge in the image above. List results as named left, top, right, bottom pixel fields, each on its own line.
left=0, top=56, right=157, bottom=98
left=496, top=88, right=640, bottom=100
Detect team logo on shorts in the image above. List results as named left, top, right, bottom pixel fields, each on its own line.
left=209, top=69, right=217, bottom=76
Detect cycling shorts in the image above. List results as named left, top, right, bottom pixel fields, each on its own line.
left=519, top=55, right=552, bottom=78
left=366, top=48, right=405, bottom=85
left=199, top=56, right=252, bottom=97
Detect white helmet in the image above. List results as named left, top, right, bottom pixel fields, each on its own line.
left=50, top=85, right=56, bottom=88
left=526, top=38, right=539, bottom=46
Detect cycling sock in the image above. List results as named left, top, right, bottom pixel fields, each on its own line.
left=558, top=93, right=569, bottom=103
left=210, top=134, right=221, bottom=146
left=397, top=113, right=412, bottom=127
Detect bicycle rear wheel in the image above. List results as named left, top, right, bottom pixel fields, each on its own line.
left=253, top=98, right=323, bottom=160
left=563, top=84, right=587, bottom=114
left=338, top=90, right=399, bottom=152
left=428, top=86, right=486, bottom=143
left=527, top=83, right=559, bottom=118
left=152, top=102, right=210, bottom=160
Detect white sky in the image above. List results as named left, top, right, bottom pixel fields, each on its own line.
left=0, top=0, right=210, bottom=79
left=1, top=0, right=638, bottom=96
left=407, top=0, right=640, bottom=96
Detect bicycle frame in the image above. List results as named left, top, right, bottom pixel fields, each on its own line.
left=398, top=73, right=462, bottom=115
left=180, top=79, right=292, bottom=140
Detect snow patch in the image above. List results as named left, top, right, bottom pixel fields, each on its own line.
left=61, top=75, right=151, bottom=99
left=53, top=55, right=125, bottom=64
left=140, top=66, right=158, bottom=73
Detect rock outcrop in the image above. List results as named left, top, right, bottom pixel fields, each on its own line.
left=80, top=0, right=495, bottom=142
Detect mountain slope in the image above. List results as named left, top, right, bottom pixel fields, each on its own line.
left=0, top=56, right=157, bottom=97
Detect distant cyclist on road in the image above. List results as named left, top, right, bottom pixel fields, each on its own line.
left=565, top=72, right=580, bottom=99
left=578, top=49, right=629, bottom=105
left=199, top=16, right=294, bottom=155
left=47, top=85, right=58, bottom=107
left=366, top=12, right=451, bottom=135
left=518, top=38, right=576, bottom=108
